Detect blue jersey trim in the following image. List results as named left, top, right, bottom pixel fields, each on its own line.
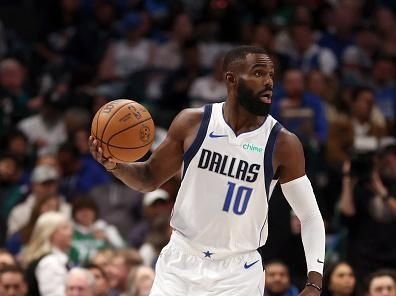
left=258, top=122, right=282, bottom=247
left=263, top=122, right=282, bottom=198
left=182, top=104, right=212, bottom=179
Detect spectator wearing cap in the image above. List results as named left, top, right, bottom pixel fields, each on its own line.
left=17, top=91, right=67, bottom=156
left=128, top=189, right=171, bottom=249
left=7, top=164, right=71, bottom=237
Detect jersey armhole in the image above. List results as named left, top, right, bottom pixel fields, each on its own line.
left=264, top=122, right=283, bottom=198
left=182, top=104, right=212, bottom=178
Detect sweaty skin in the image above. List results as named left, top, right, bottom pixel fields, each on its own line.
left=89, top=53, right=322, bottom=294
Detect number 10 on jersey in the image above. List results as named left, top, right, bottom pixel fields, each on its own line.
left=222, top=182, right=253, bottom=215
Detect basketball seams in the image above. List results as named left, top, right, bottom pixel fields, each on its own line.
left=93, top=105, right=105, bottom=138
left=100, top=101, right=133, bottom=142
left=100, top=138, right=154, bottom=149
left=107, top=117, right=153, bottom=144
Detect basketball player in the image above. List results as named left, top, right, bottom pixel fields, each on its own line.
left=89, top=46, right=325, bottom=295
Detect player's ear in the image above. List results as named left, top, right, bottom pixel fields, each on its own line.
left=225, top=72, right=236, bottom=84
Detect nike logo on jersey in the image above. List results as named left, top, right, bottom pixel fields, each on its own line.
left=209, top=131, right=227, bottom=138
left=317, top=259, right=324, bottom=264
left=244, top=260, right=260, bottom=269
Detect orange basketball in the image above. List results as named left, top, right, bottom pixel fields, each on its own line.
left=91, top=99, right=155, bottom=163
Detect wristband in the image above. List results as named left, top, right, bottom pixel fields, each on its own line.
left=306, top=282, right=322, bottom=291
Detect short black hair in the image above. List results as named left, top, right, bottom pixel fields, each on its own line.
left=351, top=86, right=374, bottom=102
left=223, top=46, right=268, bottom=72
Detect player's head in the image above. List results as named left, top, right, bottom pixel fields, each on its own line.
left=223, top=46, right=274, bottom=116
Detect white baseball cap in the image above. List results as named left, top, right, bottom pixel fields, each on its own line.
left=31, top=165, right=59, bottom=183
left=143, top=189, right=169, bottom=207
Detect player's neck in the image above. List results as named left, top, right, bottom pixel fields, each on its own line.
left=223, top=101, right=267, bottom=136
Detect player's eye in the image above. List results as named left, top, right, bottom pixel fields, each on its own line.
left=254, top=71, right=263, bottom=77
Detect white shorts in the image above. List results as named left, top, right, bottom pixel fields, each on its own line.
left=149, top=232, right=265, bottom=296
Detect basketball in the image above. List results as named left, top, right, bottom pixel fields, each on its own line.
left=91, top=99, right=155, bottom=163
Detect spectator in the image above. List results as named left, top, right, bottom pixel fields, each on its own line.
left=285, top=22, right=337, bottom=76
left=264, top=260, right=299, bottom=296
left=128, top=189, right=171, bottom=248
left=0, top=58, right=39, bottom=138
left=0, top=265, right=27, bottom=296
left=17, top=91, right=67, bottom=156
left=65, top=267, right=95, bottom=296
left=106, top=249, right=143, bottom=296
left=322, top=262, right=357, bottom=296
left=366, top=269, right=396, bottom=296
left=70, top=197, right=124, bottom=265
left=90, top=249, right=113, bottom=277
left=339, top=145, right=396, bottom=279
left=7, top=164, right=71, bottom=236
left=89, top=175, right=143, bottom=240
left=85, top=263, right=113, bottom=296
left=57, top=142, right=110, bottom=201
left=127, top=265, right=155, bottom=296
left=6, top=194, right=60, bottom=256
left=98, top=12, right=154, bottom=97
left=326, top=87, right=387, bottom=166
left=139, top=214, right=171, bottom=268
left=152, top=13, right=194, bottom=71
left=23, top=212, right=73, bottom=296
left=0, top=154, right=30, bottom=242
left=369, top=54, right=396, bottom=131
left=188, top=53, right=226, bottom=107
left=1, top=129, right=32, bottom=168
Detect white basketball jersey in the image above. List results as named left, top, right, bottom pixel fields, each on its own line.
left=170, top=102, right=282, bottom=254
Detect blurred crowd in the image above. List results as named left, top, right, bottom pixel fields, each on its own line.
left=0, top=0, right=396, bottom=295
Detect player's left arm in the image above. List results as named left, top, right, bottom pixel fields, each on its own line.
left=274, top=129, right=325, bottom=295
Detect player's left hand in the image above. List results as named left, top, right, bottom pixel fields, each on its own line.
left=298, top=286, right=322, bottom=296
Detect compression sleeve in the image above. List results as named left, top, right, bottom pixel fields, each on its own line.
left=281, top=175, right=325, bottom=275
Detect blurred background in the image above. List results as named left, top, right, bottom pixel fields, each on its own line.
left=0, top=0, right=395, bottom=295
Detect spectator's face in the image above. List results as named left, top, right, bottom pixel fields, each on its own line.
left=0, top=158, right=18, bottom=184
left=352, top=90, right=374, bottom=121
left=88, top=268, right=109, bottom=296
left=329, top=263, right=356, bottom=296
left=74, top=129, right=90, bottom=155
left=66, top=274, right=93, bottom=296
left=107, top=257, right=129, bottom=290
left=51, top=221, right=73, bottom=252
left=307, top=71, right=326, bottom=97
left=8, top=136, right=28, bottom=158
left=0, top=272, right=27, bottom=296
left=265, top=263, right=290, bottom=294
left=173, top=14, right=193, bottom=40
left=373, top=60, right=395, bottom=83
left=253, top=25, right=273, bottom=48
left=32, top=180, right=59, bottom=200
left=58, top=151, right=78, bottom=176
left=284, top=70, right=304, bottom=98
left=36, top=156, right=62, bottom=175
left=369, top=276, right=396, bottom=296
left=74, top=208, right=96, bottom=227
left=0, top=61, right=25, bottom=92
left=292, top=26, right=312, bottom=52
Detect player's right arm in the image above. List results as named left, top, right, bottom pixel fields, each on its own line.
left=89, top=108, right=203, bottom=192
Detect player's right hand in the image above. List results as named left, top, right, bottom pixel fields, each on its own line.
left=89, top=136, right=117, bottom=171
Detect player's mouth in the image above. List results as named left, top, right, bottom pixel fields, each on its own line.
left=259, top=91, right=272, bottom=103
